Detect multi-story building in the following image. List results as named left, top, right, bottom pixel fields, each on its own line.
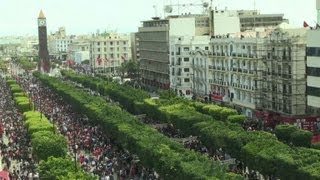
left=237, top=10, right=285, bottom=32
left=137, top=18, right=170, bottom=90
left=68, top=39, right=90, bottom=64
left=90, top=33, right=131, bottom=75
left=307, top=29, right=320, bottom=114
left=137, top=7, right=287, bottom=91
left=48, top=27, right=74, bottom=60
left=208, top=28, right=310, bottom=126
left=209, top=34, right=265, bottom=117
left=137, top=14, right=211, bottom=90
left=170, top=36, right=210, bottom=99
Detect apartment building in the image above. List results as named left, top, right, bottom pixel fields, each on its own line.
left=237, top=10, right=285, bottom=32
left=307, top=30, right=320, bottom=113
left=90, top=33, right=131, bottom=74
left=208, top=28, right=308, bottom=121
left=68, top=39, right=90, bottom=64
left=170, top=36, right=210, bottom=99
left=137, top=14, right=211, bottom=90
left=48, top=27, right=74, bottom=60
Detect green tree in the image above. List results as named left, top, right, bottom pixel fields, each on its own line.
left=119, top=59, right=139, bottom=79
left=32, top=131, right=67, bottom=160
left=38, top=157, right=96, bottom=180
left=275, top=125, right=298, bottom=144
left=291, top=130, right=312, bottom=147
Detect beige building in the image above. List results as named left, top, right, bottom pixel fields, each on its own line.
left=90, top=33, right=131, bottom=75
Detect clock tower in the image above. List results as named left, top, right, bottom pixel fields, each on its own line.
left=37, top=10, right=50, bottom=73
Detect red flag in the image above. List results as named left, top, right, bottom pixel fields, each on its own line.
left=303, top=21, right=309, bottom=28
left=97, top=55, right=102, bottom=65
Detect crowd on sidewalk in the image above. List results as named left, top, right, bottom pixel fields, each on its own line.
left=17, top=75, right=159, bottom=180
left=0, top=76, right=38, bottom=179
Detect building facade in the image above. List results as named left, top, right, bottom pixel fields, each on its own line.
left=68, top=39, right=91, bottom=64
left=90, top=33, right=131, bottom=75
left=137, top=18, right=170, bottom=90
left=238, top=10, right=285, bottom=32
left=137, top=15, right=211, bottom=90
left=170, top=36, right=210, bottom=99
left=307, top=30, right=320, bottom=113
left=208, top=28, right=310, bottom=126
left=48, top=27, right=74, bottom=60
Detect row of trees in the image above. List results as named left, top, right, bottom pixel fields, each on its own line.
left=275, top=125, right=313, bottom=147
left=6, top=77, right=94, bottom=179
left=34, top=72, right=243, bottom=180
left=60, top=70, right=320, bottom=179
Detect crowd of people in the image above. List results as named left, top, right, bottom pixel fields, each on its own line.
left=17, top=75, right=159, bottom=179
left=142, top=113, right=264, bottom=179
left=0, top=76, right=38, bottom=179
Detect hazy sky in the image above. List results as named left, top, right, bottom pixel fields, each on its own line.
left=0, top=0, right=317, bottom=36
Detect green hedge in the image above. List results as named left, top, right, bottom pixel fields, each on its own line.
left=275, top=125, right=312, bottom=147
left=59, top=72, right=320, bottom=179
left=61, top=70, right=150, bottom=114
left=7, top=79, right=67, bottom=161
left=38, top=157, right=96, bottom=180
left=35, top=72, right=238, bottom=180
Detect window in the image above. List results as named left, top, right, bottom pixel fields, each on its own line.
left=104, top=48, right=106, bottom=52
left=186, top=90, right=191, bottom=95
left=97, top=48, right=100, bottom=52
left=110, top=53, right=114, bottom=58
left=205, top=46, right=209, bottom=50
left=307, top=67, right=320, bottom=77
left=184, top=58, right=189, bottom=62
left=183, top=47, right=190, bottom=51
left=117, top=47, right=120, bottom=51
left=117, top=54, right=120, bottom=58
left=110, top=42, right=113, bottom=46
left=307, top=47, right=320, bottom=57
left=307, top=86, right=320, bottom=97
left=97, top=42, right=100, bottom=46
left=104, top=42, right=106, bottom=45
left=184, top=78, right=190, bottom=82
left=123, top=47, right=127, bottom=51
left=110, top=47, right=114, bottom=51
left=184, top=68, right=189, bottom=72
left=123, top=41, right=126, bottom=45
left=117, top=42, right=120, bottom=45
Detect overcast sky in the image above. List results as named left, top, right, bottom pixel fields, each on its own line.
left=0, top=0, right=317, bottom=36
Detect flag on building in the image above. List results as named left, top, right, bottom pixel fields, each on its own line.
left=303, top=21, right=309, bottom=28
left=97, top=55, right=102, bottom=65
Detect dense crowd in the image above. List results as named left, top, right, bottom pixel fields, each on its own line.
left=0, top=76, right=38, bottom=179
left=18, top=75, right=159, bottom=179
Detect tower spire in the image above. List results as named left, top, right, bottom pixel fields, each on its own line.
left=38, top=10, right=46, bottom=19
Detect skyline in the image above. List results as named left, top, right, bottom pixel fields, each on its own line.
left=0, top=0, right=317, bottom=36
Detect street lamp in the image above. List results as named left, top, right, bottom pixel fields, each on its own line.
left=73, top=122, right=77, bottom=172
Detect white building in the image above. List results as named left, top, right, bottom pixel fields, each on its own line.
left=68, top=39, right=91, bottom=64
left=208, top=27, right=307, bottom=118
left=212, top=10, right=241, bottom=35
left=170, top=36, right=210, bottom=99
left=48, top=27, right=74, bottom=60
left=307, top=30, right=320, bottom=112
